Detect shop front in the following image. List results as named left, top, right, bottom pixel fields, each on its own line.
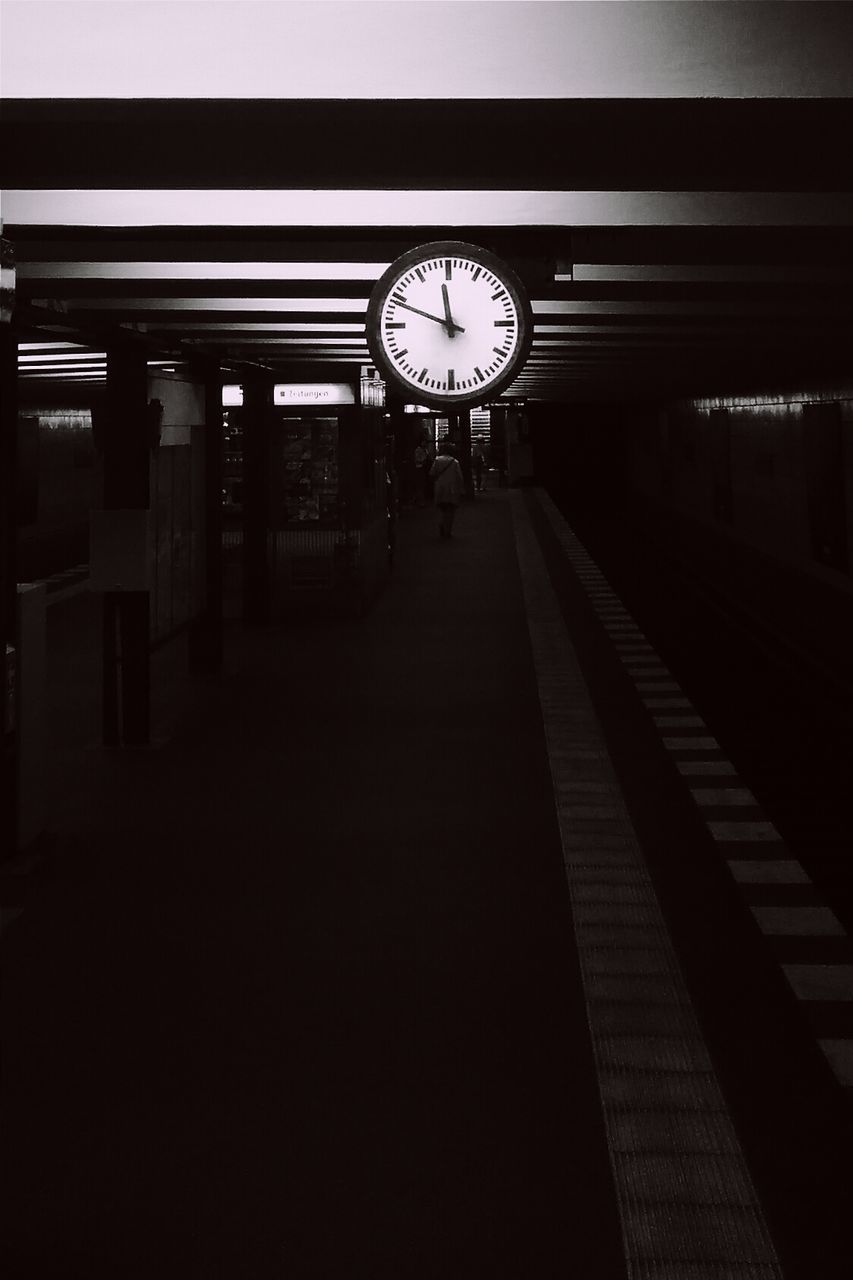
left=222, top=379, right=391, bottom=618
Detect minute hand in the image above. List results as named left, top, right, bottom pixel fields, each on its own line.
left=394, top=299, right=465, bottom=334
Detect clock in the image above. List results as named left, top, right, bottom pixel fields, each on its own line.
left=365, top=241, right=533, bottom=407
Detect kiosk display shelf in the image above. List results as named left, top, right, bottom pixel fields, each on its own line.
left=274, top=416, right=339, bottom=527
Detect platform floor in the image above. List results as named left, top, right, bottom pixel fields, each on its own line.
left=1, top=488, right=849, bottom=1277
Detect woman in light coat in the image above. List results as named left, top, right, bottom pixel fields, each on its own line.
left=429, top=442, right=465, bottom=538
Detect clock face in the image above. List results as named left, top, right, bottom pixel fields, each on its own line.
left=366, top=241, right=532, bottom=407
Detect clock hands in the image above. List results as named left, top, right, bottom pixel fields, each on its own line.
left=441, top=284, right=463, bottom=338
left=392, top=296, right=465, bottom=336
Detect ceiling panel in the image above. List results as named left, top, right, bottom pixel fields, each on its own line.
left=6, top=99, right=852, bottom=403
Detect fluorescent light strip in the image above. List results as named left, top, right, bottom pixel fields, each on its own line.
left=18, top=341, right=89, bottom=351
left=532, top=338, right=715, bottom=346
left=223, top=336, right=369, bottom=345
left=150, top=322, right=367, bottom=332
left=194, top=338, right=362, bottom=346
left=20, top=361, right=107, bottom=372
left=268, top=356, right=368, bottom=363
left=566, top=264, right=853, bottom=283
left=20, top=261, right=391, bottom=281
left=18, top=352, right=107, bottom=363
left=19, top=370, right=106, bottom=379
left=532, top=299, right=819, bottom=315
left=58, top=298, right=370, bottom=312
left=6, top=190, right=852, bottom=228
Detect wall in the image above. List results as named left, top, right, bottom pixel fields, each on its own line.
left=630, top=384, right=853, bottom=591
left=16, top=407, right=96, bottom=580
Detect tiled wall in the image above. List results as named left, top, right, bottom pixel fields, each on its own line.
left=631, top=386, right=853, bottom=586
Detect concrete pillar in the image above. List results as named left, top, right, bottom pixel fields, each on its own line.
left=242, top=373, right=272, bottom=624
left=507, top=406, right=534, bottom=486
left=16, top=582, right=46, bottom=849
left=93, top=347, right=151, bottom=746
left=386, top=388, right=406, bottom=513
left=188, top=360, right=224, bottom=670
left=1, top=326, right=18, bottom=855
left=456, top=408, right=473, bottom=497
left=489, top=406, right=508, bottom=486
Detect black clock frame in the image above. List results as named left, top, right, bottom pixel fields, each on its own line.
left=365, top=240, right=533, bottom=409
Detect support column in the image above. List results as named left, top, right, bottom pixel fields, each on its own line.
left=489, top=406, right=508, bottom=486
left=188, top=360, right=224, bottom=670
left=1, top=326, right=18, bottom=855
left=449, top=409, right=473, bottom=497
left=506, top=405, right=533, bottom=486
left=242, top=373, right=271, bottom=624
left=98, top=347, right=151, bottom=746
left=386, top=388, right=406, bottom=516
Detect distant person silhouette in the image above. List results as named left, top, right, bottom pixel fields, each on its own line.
left=413, top=440, right=429, bottom=506
left=429, top=441, right=465, bottom=539
left=472, top=441, right=486, bottom=492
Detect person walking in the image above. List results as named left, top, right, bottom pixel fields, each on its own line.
left=472, top=441, right=486, bottom=492
left=429, top=441, right=465, bottom=538
left=413, top=440, right=429, bottom=506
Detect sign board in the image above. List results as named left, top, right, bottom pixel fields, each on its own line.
left=222, top=384, right=243, bottom=407
left=274, top=383, right=355, bottom=407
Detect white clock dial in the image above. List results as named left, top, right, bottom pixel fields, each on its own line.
left=366, top=242, right=532, bottom=407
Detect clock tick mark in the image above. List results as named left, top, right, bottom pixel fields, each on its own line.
left=474, top=367, right=485, bottom=383
left=472, top=267, right=482, bottom=282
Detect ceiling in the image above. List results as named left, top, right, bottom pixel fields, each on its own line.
left=4, top=99, right=853, bottom=404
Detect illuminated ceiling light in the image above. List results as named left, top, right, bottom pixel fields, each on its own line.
left=532, top=324, right=731, bottom=335
left=533, top=299, right=802, bottom=315
left=6, top=190, right=852, bottom=228
left=18, top=353, right=106, bottom=363
left=20, top=361, right=108, bottom=372
left=264, top=352, right=370, bottom=359
left=241, top=336, right=370, bottom=345
left=61, top=298, right=370, bottom=312
left=150, top=322, right=367, bottom=332
left=20, top=262, right=391, bottom=281
left=199, top=337, right=364, bottom=345
left=18, top=341, right=89, bottom=351
left=568, top=264, right=850, bottom=283
left=19, top=370, right=106, bottom=379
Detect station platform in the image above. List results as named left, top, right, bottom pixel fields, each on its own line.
left=2, top=487, right=851, bottom=1278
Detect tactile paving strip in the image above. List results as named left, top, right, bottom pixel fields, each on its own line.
left=534, top=486, right=853, bottom=1094
left=510, top=491, right=783, bottom=1280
